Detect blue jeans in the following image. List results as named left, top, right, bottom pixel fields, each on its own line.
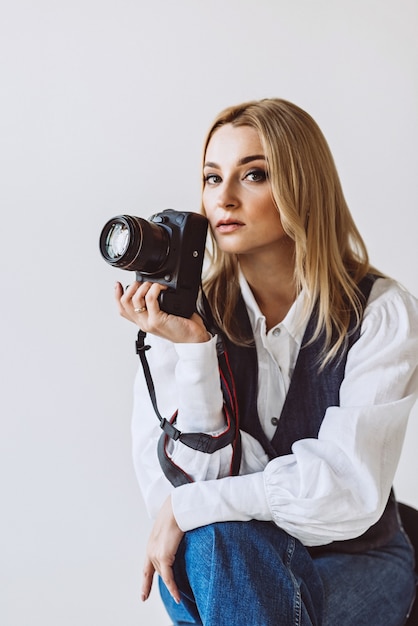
left=159, top=520, right=416, bottom=626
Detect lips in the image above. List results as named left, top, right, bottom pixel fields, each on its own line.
left=216, top=218, right=245, bottom=233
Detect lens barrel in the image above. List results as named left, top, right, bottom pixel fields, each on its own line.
left=99, top=215, right=170, bottom=274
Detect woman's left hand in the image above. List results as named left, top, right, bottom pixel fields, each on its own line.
left=115, top=281, right=210, bottom=344
left=141, top=496, right=184, bottom=605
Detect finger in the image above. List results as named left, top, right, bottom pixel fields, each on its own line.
left=143, top=282, right=167, bottom=315
left=159, top=563, right=181, bottom=605
left=131, top=282, right=153, bottom=314
left=141, top=558, right=155, bottom=602
left=114, top=281, right=124, bottom=299
left=115, top=281, right=131, bottom=319
left=122, top=281, right=142, bottom=300
left=114, top=281, right=143, bottom=322
left=120, top=282, right=143, bottom=314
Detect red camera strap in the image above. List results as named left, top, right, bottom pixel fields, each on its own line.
left=135, top=324, right=242, bottom=487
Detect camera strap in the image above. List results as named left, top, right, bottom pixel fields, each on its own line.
left=135, top=301, right=242, bottom=486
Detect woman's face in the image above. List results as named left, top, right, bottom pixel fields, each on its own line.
left=202, top=124, right=289, bottom=261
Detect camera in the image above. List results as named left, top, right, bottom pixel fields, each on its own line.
left=99, top=209, right=208, bottom=318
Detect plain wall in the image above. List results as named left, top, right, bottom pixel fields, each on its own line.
left=1, top=1, right=417, bottom=624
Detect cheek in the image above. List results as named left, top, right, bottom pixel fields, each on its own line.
left=262, top=201, right=282, bottom=225
left=202, top=191, right=214, bottom=219
left=259, top=205, right=285, bottom=236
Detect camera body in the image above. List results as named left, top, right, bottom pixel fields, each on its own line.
left=99, top=209, right=208, bottom=318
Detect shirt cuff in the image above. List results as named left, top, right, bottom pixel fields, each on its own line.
left=173, top=335, right=225, bottom=432
left=171, top=472, right=272, bottom=531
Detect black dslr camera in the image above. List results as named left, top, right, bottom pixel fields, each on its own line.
left=99, top=209, right=208, bottom=318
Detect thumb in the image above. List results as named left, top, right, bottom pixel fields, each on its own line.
left=141, top=556, right=155, bottom=602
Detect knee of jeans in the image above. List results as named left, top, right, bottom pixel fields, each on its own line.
left=185, top=522, right=229, bottom=553
left=183, top=522, right=247, bottom=567
left=184, top=520, right=287, bottom=564
left=180, top=522, right=255, bottom=594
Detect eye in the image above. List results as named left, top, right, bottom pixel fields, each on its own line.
left=204, top=173, right=222, bottom=185
left=244, top=168, right=267, bottom=182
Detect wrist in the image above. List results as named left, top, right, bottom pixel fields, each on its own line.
left=176, top=330, right=212, bottom=344
left=195, top=330, right=212, bottom=343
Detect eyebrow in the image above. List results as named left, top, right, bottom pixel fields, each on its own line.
left=204, top=154, right=266, bottom=169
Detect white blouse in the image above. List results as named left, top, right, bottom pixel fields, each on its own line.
left=131, top=276, right=418, bottom=547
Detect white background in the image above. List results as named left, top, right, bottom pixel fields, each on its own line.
left=1, top=1, right=417, bottom=624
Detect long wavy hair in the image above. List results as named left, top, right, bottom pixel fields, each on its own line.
left=201, top=98, right=381, bottom=364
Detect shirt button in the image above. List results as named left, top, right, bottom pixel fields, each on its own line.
left=271, top=417, right=279, bottom=426
left=272, top=328, right=281, bottom=337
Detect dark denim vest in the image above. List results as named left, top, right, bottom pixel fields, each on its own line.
left=221, top=275, right=399, bottom=553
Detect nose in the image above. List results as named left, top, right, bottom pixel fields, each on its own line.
left=217, top=178, right=239, bottom=210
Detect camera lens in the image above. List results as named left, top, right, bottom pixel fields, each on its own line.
left=104, top=223, right=130, bottom=259
left=99, top=215, right=170, bottom=274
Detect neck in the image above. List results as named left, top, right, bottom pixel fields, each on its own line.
left=238, top=244, right=297, bottom=330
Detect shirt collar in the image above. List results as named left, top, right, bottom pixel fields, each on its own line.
left=238, top=267, right=307, bottom=347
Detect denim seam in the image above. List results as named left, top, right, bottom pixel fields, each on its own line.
left=284, top=536, right=302, bottom=626
left=202, top=532, right=218, bottom=626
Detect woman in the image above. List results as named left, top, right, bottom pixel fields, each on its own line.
left=115, top=99, right=418, bottom=625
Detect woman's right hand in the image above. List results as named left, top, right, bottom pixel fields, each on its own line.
left=141, top=495, right=184, bottom=605
left=114, top=281, right=210, bottom=344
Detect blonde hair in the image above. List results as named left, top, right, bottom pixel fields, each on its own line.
left=201, top=98, right=381, bottom=364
